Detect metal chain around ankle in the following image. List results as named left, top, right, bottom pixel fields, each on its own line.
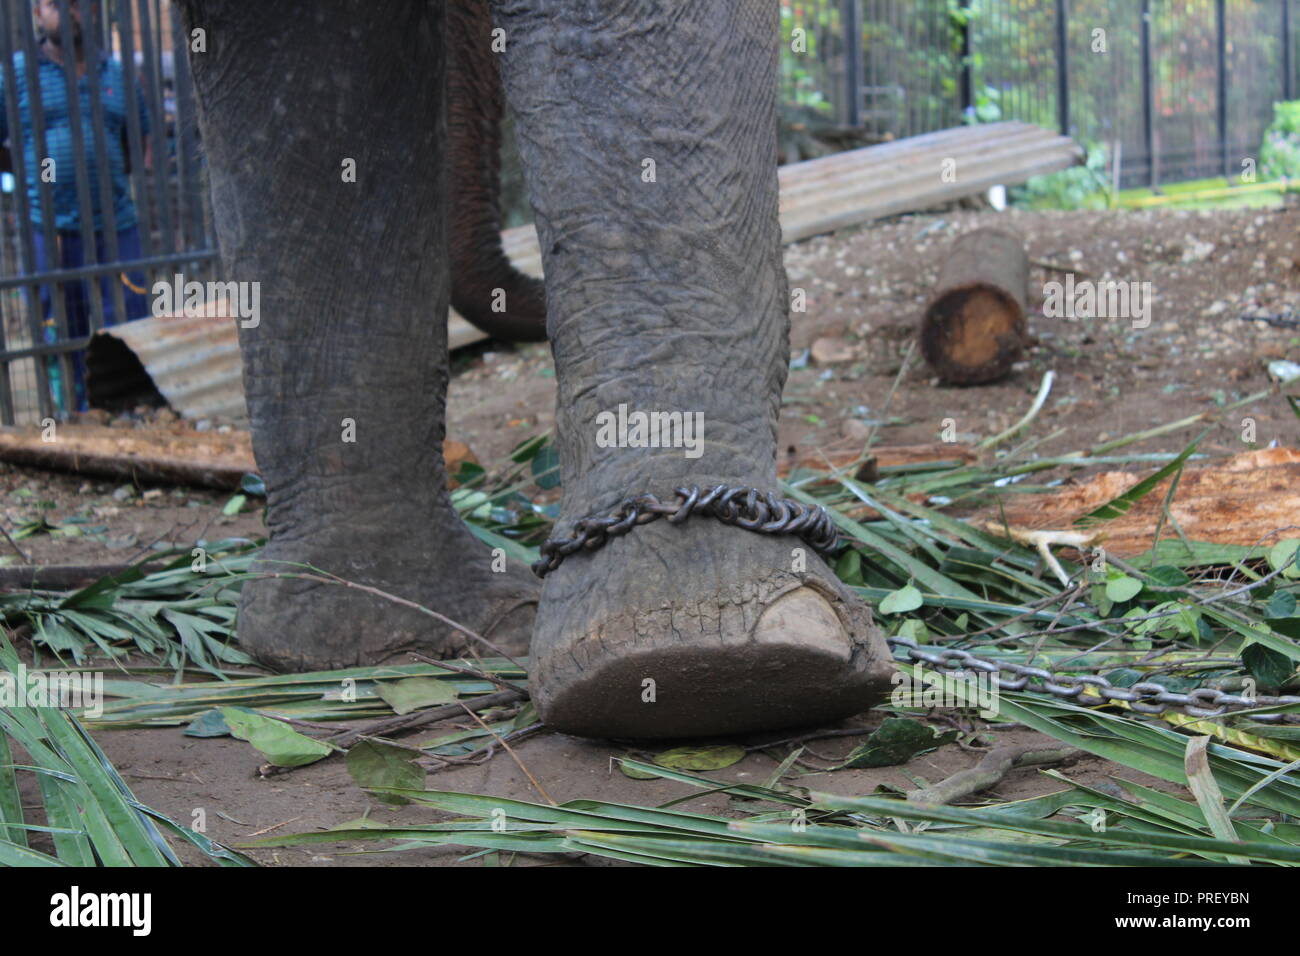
left=532, top=484, right=839, bottom=578
left=889, top=636, right=1300, bottom=724
left=534, top=498, right=1299, bottom=725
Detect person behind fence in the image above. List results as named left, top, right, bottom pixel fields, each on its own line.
left=0, top=0, right=153, bottom=413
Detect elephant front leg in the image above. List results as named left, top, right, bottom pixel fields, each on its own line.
left=180, top=0, right=536, bottom=670
left=494, top=0, right=895, bottom=736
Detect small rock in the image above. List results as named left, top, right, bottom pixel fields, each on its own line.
left=841, top=419, right=870, bottom=442
left=1267, top=359, right=1300, bottom=384
left=811, top=336, right=854, bottom=365
left=111, top=484, right=136, bottom=502
left=71, top=408, right=111, bottom=426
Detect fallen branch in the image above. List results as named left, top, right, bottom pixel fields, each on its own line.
left=328, top=688, right=524, bottom=749
left=908, top=743, right=1083, bottom=805
left=0, top=562, right=167, bottom=591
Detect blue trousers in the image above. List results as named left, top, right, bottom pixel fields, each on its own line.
left=31, top=225, right=150, bottom=413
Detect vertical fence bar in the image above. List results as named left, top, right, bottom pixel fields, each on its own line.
left=843, top=0, right=862, bottom=127
left=80, top=0, right=128, bottom=337
left=135, top=0, right=174, bottom=257
left=53, top=0, right=105, bottom=412
left=1284, top=0, right=1295, bottom=101
left=1216, top=0, right=1228, bottom=181
left=959, top=3, right=972, bottom=119
left=27, top=4, right=76, bottom=413
left=117, top=0, right=157, bottom=275
left=1055, top=0, right=1070, bottom=134
left=1141, top=0, right=1155, bottom=187
left=0, top=0, right=52, bottom=421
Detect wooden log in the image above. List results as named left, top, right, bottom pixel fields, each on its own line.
left=0, top=425, right=477, bottom=491
left=982, top=447, right=1300, bottom=559
left=919, top=228, right=1029, bottom=385
left=0, top=425, right=255, bottom=490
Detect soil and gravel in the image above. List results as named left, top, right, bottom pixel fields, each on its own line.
left=4, top=202, right=1298, bottom=865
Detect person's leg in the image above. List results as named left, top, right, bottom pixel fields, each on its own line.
left=30, top=228, right=64, bottom=415
left=35, top=232, right=91, bottom=415
left=96, top=225, right=149, bottom=327
left=494, top=0, right=894, bottom=736
left=59, top=233, right=93, bottom=412
left=113, top=226, right=151, bottom=322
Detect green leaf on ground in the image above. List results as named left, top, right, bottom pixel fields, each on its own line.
left=1268, top=539, right=1300, bottom=579
left=652, top=744, right=746, bottom=772
left=184, top=709, right=232, bottom=738
left=1105, top=575, right=1144, bottom=603
left=219, top=707, right=333, bottom=768
left=839, top=718, right=959, bottom=769
left=375, top=677, right=459, bottom=715
left=346, top=739, right=425, bottom=805
left=879, top=584, right=923, bottom=615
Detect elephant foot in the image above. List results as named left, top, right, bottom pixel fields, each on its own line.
left=237, top=524, right=537, bottom=672
left=530, top=518, right=895, bottom=738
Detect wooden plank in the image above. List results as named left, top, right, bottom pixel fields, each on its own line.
left=982, top=448, right=1300, bottom=559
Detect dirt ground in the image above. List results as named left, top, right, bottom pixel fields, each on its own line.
left=89, top=713, right=1174, bottom=867
left=4, top=202, right=1299, bottom=865
left=450, top=203, right=1300, bottom=468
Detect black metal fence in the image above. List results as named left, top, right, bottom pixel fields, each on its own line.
left=782, top=0, right=1300, bottom=187
left=0, top=2, right=1293, bottom=423
left=0, top=0, right=212, bottom=425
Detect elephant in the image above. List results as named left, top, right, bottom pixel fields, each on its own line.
left=177, top=0, right=895, bottom=738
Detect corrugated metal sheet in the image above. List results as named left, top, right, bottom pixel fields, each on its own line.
left=87, top=300, right=247, bottom=422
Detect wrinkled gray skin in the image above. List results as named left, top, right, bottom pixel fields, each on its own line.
left=179, top=0, right=894, bottom=738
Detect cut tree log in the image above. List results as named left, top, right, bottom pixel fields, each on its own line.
left=919, top=228, right=1029, bottom=385
left=983, top=447, right=1300, bottom=559
left=0, top=425, right=479, bottom=492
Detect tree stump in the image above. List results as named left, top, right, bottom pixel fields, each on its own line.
left=919, top=228, right=1029, bottom=385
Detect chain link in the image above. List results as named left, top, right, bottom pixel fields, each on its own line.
left=889, top=635, right=1300, bottom=724
left=532, top=484, right=839, bottom=578
left=531, top=488, right=1298, bottom=725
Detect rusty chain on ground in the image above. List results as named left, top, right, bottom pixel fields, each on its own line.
left=889, top=635, right=1300, bottom=724
left=532, top=484, right=840, bottom=578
